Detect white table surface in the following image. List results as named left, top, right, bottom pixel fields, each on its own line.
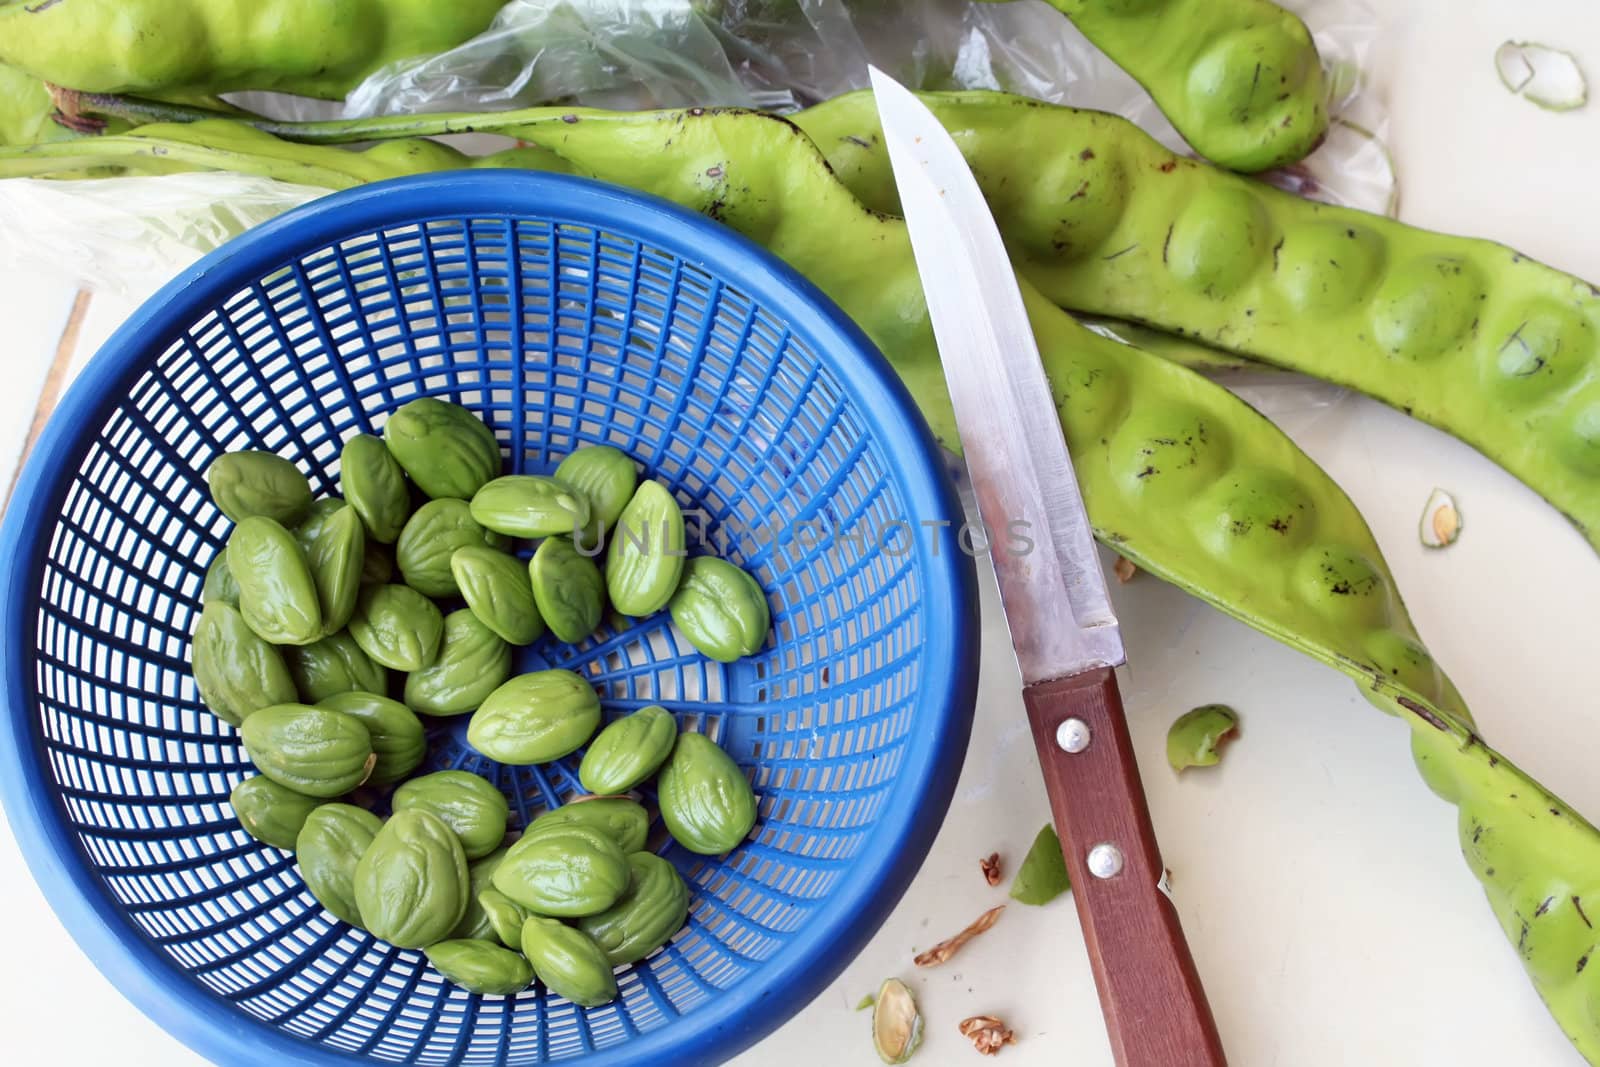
left=4, top=2, right=1600, bottom=1064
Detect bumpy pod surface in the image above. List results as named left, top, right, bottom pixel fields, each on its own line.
left=0, top=0, right=507, bottom=99
left=798, top=90, right=1600, bottom=553
left=20, top=109, right=1600, bottom=1059
left=980, top=0, right=1327, bottom=172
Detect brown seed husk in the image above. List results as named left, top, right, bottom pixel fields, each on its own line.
left=914, top=904, right=1005, bottom=967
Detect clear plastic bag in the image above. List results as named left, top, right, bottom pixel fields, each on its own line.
left=1, top=0, right=1387, bottom=346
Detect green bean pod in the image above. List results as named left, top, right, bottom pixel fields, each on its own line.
left=0, top=0, right=508, bottom=99
left=796, top=90, right=1600, bottom=554
left=978, top=0, right=1328, bottom=172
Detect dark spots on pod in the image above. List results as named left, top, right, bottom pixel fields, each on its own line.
left=1159, top=161, right=1177, bottom=173
left=1068, top=181, right=1090, bottom=202
left=1577, top=897, right=1593, bottom=928
left=1486, top=868, right=1496, bottom=877
left=1103, top=244, right=1139, bottom=262
left=1489, top=755, right=1499, bottom=767
left=1472, top=825, right=1483, bottom=845
left=1537, top=897, right=1556, bottom=917
left=1268, top=517, right=1290, bottom=533
left=1079, top=148, right=1096, bottom=161
left=1280, top=115, right=1293, bottom=128
left=1162, top=225, right=1174, bottom=265
left=1552, top=808, right=1563, bottom=817
left=1519, top=920, right=1532, bottom=956
left=1486, top=302, right=1590, bottom=394
left=1346, top=229, right=1357, bottom=238
left=1579, top=954, right=1591, bottom=974
left=1271, top=238, right=1284, bottom=271
left=1396, top=696, right=1447, bottom=730
left=844, top=135, right=872, bottom=149
left=561, top=114, right=580, bottom=124
left=706, top=166, right=723, bottom=178
left=1499, top=321, right=1540, bottom=376
left=1136, top=466, right=1157, bottom=479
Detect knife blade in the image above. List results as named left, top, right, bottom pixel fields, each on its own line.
left=871, top=67, right=1228, bottom=1067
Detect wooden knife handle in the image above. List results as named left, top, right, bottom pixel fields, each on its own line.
left=1024, top=667, right=1227, bottom=1067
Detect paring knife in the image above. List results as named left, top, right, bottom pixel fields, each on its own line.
left=870, top=67, right=1228, bottom=1067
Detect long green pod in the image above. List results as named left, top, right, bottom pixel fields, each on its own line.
left=0, top=0, right=507, bottom=99
left=795, top=90, right=1600, bottom=552
left=0, top=119, right=562, bottom=185
left=10, top=114, right=1600, bottom=1057
left=979, top=0, right=1327, bottom=172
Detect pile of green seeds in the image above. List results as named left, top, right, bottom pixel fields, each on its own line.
left=194, top=396, right=768, bottom=1004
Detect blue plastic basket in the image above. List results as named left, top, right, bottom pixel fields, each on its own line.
left=0, top=172, right=977, bottom=1065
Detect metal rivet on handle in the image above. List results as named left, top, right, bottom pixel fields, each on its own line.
left=1087, top=843, right=1124, bottom=879
left=1056, top=717, right=1091, bottom=754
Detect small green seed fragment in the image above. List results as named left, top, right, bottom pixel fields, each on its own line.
left=1010, top=824, right=1070, bottom=906
left=855, top=993, right=876, bottom=1012
left=871, top=977, right=923, bottom=1065
left=1166, top=704, right=1240, bottom=773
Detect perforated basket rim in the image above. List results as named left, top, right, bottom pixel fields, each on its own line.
left=0, top=171, right=978, bottom=1066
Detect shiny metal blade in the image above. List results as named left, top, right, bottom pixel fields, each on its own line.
left=870, top=67, right=1124, bottom=682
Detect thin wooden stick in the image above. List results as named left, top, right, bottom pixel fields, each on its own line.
left=5, top=289, right=92, bottom=510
